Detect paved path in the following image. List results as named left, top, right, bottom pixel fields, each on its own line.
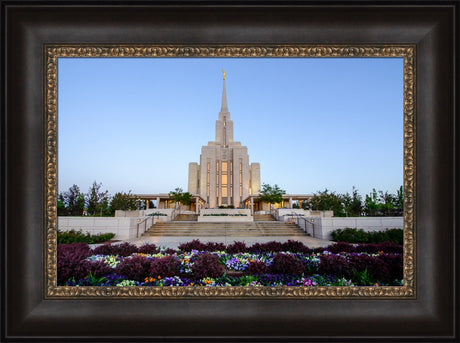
left=103, top=235, right=334, bottom=250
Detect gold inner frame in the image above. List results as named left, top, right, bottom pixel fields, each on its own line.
left=45, top=45, right=415, bottom=298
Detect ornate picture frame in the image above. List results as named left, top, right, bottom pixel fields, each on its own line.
left=3, top=2, right=456, bottom=341
left=46, top=45, right=415, bottom=299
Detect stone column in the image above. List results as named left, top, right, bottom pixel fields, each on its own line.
left=156, top=197, right=160, bottom=209
left=146, top=199, right=149, bottom=209
left=250, top=197, right=254, bottom=215
left=289, top=197, right=293, bottom=208
left=196, top=197, right=199, bottom=214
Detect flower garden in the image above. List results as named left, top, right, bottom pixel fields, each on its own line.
left=58, top=239, right=403, bottom=287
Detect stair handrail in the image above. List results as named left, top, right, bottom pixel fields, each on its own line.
left=136, top=215, right=154, bottom=238
left=289, top=213, right=315, bottom=237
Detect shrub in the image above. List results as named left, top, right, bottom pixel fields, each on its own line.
left=246, top=261, right=269, bottom=275
left=377, top=241, right=403, bottom=254
left=191, top=252, right=224, bottom=279
left=138, top=243, right=159, bottom=254
left=326, top=242, right=355, bottom=254
left=204, top=242, right=226, bottom=252
left=354, top=242, right=403, bottom=254
left=57, top=243, right=93, bottom=284
left=368, top=254, right=403, bottom=284
left=330, top=228, right=403, bottom=245
left=385, top=228, right=404, bottom=245
left=226, top=241, right=247, bottom=254
left=92, top=242, right=138, bottom=257
left=270, top=253, right=305, bottom=275
left=331, top=228, right=368, bottom=243
left=281, top=240, right=312, bottom=254
left=149, top=255, right=181, bottom=277
left=164, top=248, right=177, bottom=255
left=318, top=254, right=351, bottom=279
left=114, top=255, right=153, bottom=281
left=313, top=247, right=325, bottom=254
left=249, top=241, right=283, bottom=253
left=87, top=260, right=115, bottom=278
left=65, top=273, right=128, bottom=287
left=57, top=229, right=115, bottom=244
left=178, top=239, right=207, bottom=252
left=318, top=252, right=403, bottom=285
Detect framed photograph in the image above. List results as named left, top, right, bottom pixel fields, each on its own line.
left=2, top=1, right=457, bottom=341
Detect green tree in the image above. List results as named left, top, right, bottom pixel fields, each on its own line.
left=109, top=191, right=141, bottom=214
left=342, top=187, right=363, bottom=217
left=86, top=181, right=111, bottom=216
left=169, top=187, right=192, bottom=212
left=378, top=190, right=396, bottom=215
left=258, top=183, right=286, bottom=211
left=62, top=184, right=85, bottom=216
left=364, top=189, right=379, bottom=216
left=394, top=186, right=404, bottom=213
left=57, top=193, right=68, bottom=216
left=309, top=189, right=345, bottom=216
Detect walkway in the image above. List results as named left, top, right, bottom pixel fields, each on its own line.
left=110, top=235, right=334, bottom=250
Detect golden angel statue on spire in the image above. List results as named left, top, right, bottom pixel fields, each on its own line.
left=222, top=69, right=226, bottom=80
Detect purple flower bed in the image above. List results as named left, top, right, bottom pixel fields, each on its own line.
left=58, top=240, right=404, bottom=287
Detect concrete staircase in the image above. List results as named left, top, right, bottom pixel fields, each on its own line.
left=141, top=221, right=307, bottom=237
left=174, top=214, right=198, bottom=221
left=254, top=214, right=277, bottom=221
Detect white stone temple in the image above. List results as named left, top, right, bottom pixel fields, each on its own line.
left=188, top=71, right=261, bottom=208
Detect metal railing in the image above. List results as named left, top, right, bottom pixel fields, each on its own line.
left=170, top=209, right=177, bottom=221
left=290, top=213, right=316, bottom=237
left=136, top=215, right=155, bottom=238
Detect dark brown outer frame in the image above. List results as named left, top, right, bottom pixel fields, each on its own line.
left=1, top=2, right=457, bottom=341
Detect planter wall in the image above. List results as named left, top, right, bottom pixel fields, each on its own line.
left=303, top=217, right=404, bottom=240
left=58, top=216, right=139, bottom=240
left=197, top=216, right=254, bottom=222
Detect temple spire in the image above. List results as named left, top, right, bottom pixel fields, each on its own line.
left=221, top=70, right=228, bottom=113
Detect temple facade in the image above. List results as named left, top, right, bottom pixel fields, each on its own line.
left=188, top=73, right=261, bottom=208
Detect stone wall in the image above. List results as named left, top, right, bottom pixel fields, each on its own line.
left=198, top=208, right=253, bottom=222
left=58, top=217, right=140, bottom=240
left=301, top=217, right=404, bottom=240
left=115, top=209, right=174, bottom=218
left=276, top=209, right=333, bottom=222
left=197, top=216, right=254, bottom=222
left=200, top=209, right=251, bottom=216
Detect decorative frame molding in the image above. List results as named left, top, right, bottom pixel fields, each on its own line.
left=45, top=44, right=416, bottom=299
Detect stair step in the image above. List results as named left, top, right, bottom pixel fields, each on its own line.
left=141, top=220, right=307, bottom=237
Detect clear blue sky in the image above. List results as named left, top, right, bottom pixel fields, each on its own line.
left=58, top=57, right=403, bottom=197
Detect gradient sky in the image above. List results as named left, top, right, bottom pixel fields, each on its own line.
left=58, top=57, right=403, bottom=198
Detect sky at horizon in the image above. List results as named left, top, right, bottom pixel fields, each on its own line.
left=58, top=57, right=404, bottom=198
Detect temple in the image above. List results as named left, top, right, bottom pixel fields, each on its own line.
left=187, top=71, right=261, bottom=208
